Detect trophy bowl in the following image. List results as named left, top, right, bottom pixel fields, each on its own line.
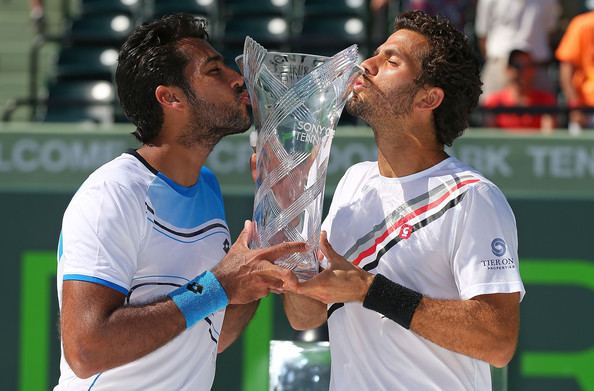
left=237, top=37, right=360, bottom=280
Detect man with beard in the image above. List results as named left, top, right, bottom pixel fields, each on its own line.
left=283, top=11, right=525, bottom=390
left=55, top=14, right=305, bottom=390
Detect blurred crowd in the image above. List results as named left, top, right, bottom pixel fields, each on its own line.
left=370, top=0, right=594, bottom=133
left=27, top=0, right=594, bottom=132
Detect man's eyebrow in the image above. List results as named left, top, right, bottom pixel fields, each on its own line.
left=204, top=54, right=224, bottom=64
left=385, top=47, right=417, bottom=65
left=374, top=47, right=404, bottom=59
left=383, top=47, right=402, bottom=58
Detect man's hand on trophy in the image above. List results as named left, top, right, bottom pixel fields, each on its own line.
left=289, top=231, right=375, bottom=304
left=250, top=152, right=257, bottom=183
left=212, top=220, right=307, bottom=304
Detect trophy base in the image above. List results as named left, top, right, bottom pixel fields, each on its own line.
left=292, top=268, right=318, bottom=282
left=275, top=251, right=319, bottom=281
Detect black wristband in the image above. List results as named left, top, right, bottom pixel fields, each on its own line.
left=362, top=274, right=422, bottom=329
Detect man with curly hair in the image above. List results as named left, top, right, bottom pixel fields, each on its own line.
left=283, top=11, right=525, bottom=390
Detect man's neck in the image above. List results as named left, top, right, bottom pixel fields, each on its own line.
left=377, top=147, right=448, bottom=178
left=373, top=122, right=447, bottom=178
left=137, top=141, right=210, bottom=187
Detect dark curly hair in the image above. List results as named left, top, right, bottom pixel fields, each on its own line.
left=395, top=11, right=482, bottom=146
left=116, top=14, right=209, bottom=143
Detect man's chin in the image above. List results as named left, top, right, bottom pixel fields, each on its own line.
left=238, top=114, right=253, bottom=133
left=224, top=116, right=253, bottom=136
left=346, top=98, right=367, bottom=119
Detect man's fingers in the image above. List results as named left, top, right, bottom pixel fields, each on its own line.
left=250, top=153, right=257, bottom=183
left=316, top=248, right=324, bottom=261
left=258, top=241, right=308, bottom=261
left=254, top=262, right=299, bottom=290
left=320, top=231, right=353, bottom=271
left=234, top=220, right=253, bottom=248
left=259, top=276, right=284, bottom=291
left=320, top=231, right=341, bottom=263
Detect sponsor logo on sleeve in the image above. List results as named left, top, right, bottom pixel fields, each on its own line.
left=481, top=238, right=515, bottom=270
left=491, top=238, right=506, bottom=256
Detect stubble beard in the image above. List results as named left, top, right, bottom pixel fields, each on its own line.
left=346, top=91, right=373, bottom=122
left=178, top=95, right=252, bottom=149
left=346, top=82, right=419, bottom=126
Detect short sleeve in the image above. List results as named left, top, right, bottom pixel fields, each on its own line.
left=451, top=184, right=525, bottom=301
left=60, top=181, right=145, bottom=294
left=556, top=17, right=583, bottom=64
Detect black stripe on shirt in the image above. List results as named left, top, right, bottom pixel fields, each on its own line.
left=125, top=149, right=158, bottom=174
left=145, top=202, right=228, bottom=239
left=361, top=191, right=467, bottom=272
left=327, top=303, right=344, bottom=320
left=152, top=219, right=229, bottom=238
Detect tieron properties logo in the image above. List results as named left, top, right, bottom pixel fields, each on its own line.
left=491, top=238, right=506, bottom=256
left=481, top=238, right=515, bottom=270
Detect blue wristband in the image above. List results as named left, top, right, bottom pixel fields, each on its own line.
left=168, top=271, right=229, bottom=328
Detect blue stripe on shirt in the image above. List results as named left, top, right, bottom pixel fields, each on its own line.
left=58, top=232, right=64, bottom=261
left=63, top=274, right=128, bottom=295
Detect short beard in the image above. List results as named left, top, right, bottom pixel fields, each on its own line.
left=346, top=81, right=419, bottom=125
left=178, top=93, right=252, bottom=149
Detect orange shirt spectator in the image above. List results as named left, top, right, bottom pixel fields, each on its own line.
left=556, top=11, right=594, bottom=107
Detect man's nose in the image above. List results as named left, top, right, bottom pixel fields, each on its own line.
left=360, top=56, right=377, bottom=76
left=230, top=70, right=245, bottom=89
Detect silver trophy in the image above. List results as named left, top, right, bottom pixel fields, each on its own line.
left=237, top=37, right=360, bottom=280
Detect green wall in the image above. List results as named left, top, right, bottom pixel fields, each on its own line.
left=2, top=124, right=594, bottom=390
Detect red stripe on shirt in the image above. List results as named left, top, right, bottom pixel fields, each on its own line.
left=352, top=179, right=480, bottom=266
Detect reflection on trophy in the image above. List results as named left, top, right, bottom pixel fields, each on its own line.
left=238, top=36, right=360, bottom=280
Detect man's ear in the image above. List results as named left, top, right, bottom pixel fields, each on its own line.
left=416, top=86, right=444, bottom=111
left=155, top=85, right=184, bottom=110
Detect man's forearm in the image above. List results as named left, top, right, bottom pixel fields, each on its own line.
left=62, top=294, right=186, bottom=378
left=409, top=293, right=520, bottom=367
left=559, top=62, right=579, bottom=103
left=217, top=301, right=259, bottom=353
left=283, top=292, right=327, bottom=330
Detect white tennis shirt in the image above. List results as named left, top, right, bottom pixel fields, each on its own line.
left=55, top=151, right=230, bottom=390
left=323, top=157, right=525, bottom=390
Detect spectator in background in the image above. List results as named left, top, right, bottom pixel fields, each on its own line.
left=370, top=0, right=475, bottom=44
left=402, top=0, right=475, bottom=32
left=556, top=10, right=594, bottom=130
left=29, top=0, right=45, bottom=34
left=483, top=49, right=556, bottom=132
left=556, top=0, right=590, bottom=36
left=475, top=0, right=560, bottom=100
